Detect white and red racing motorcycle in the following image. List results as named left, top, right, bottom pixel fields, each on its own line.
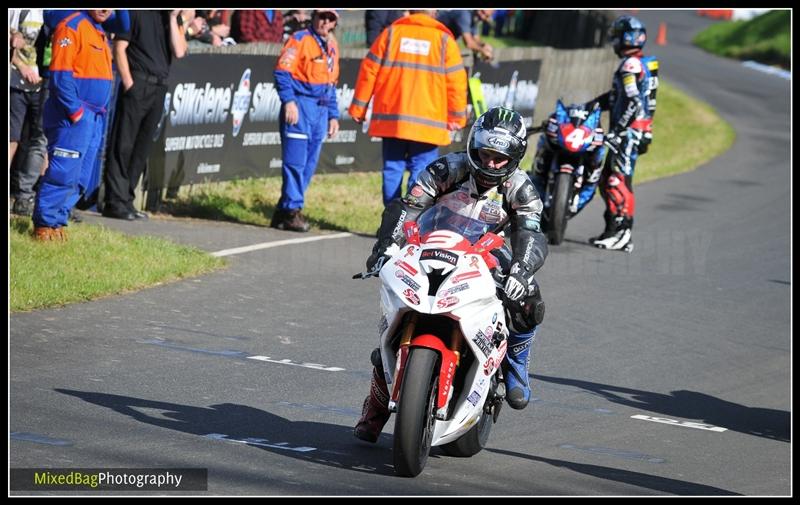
left=355, top=204, right=510, bottom=477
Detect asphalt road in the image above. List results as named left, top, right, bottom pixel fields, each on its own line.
left=10, top=10, right=790, bottom=496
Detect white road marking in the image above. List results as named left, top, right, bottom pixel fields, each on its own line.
left=741, top=60, right=791, bottom=80
left=211, top=232, right=353, bottom=257
left=631, top=414, right=727, bottom=432
left=247, top=355, right=346, bottom=371
left=204, top=433, right=316, bottom=452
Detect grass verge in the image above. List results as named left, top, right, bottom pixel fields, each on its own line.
left=693, top=10, right=790, bottom=69
left=9, top=217, right=226, bottom=312
left=635, top=80, right=735, bottom=183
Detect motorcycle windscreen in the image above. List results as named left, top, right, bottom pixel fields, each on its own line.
left=418, top=197, right=503, bottom=245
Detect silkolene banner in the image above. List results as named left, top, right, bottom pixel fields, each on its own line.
left=149, top=53, right=541, bottom=190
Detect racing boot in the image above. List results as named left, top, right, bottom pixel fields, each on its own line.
left=354, top=364, right=391, bottom=443
left=504, top=329, right=536, bottom=410
left=590, top=212, right=633, bottom=252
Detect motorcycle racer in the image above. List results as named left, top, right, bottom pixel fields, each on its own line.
left=583, top=14, right=659, bottom=252
left=355, top=107, right=548, bottom=443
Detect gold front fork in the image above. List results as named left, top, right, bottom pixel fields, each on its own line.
left=449, top=325, right=463, bottom=366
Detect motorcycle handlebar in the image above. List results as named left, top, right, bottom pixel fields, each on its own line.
left=526, top=124, right=546, bottom=137
left=352, top=256, right=386, bottom=279
left=352, top=269, right=379, bottom=280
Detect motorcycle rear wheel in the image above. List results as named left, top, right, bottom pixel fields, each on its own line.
left=393, top=347, right=439, bottom=477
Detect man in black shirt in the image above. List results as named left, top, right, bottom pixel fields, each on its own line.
left=102, top=9, right=186, bottom=220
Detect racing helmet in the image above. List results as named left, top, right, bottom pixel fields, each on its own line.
left=467, top=107, right=528, bottom=187
left=608, top=15, right=646, bottom=57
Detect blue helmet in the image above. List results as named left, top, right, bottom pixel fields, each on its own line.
left=608, top=15, right=646, bottom=57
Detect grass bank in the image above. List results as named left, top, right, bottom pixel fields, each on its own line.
left=9, top=217, right=226, bottom=312
left=693, top=10, right=790, bottom=69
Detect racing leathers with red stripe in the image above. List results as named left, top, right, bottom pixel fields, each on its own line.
left=585, top=50, right=655, bottom=250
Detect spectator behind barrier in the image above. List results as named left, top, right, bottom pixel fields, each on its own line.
left=437, top=9, right=494, bottom=62
left=9, top=9, right=44, bottom=216
left=102, top=10, right=187, bottom=221
left=283, top=10, right=309, bottom=42
left=364, top=10, right=406, bottom=47
left=185, top=9, right=235, bottom=47
left=232, top=10, right=283, bottom=44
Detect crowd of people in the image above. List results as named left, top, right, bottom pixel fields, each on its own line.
left=7, top=9, right=506, bottom=237
left=7, top=8, right=315, bottom=236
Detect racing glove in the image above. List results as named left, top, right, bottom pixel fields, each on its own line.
left=545, top=115, right=559, bottom=141
left=366, top=242, right=399, bottom=272
left=504, top=262, right=535, bottom=303
left=605, top=130, right=624, bottom=155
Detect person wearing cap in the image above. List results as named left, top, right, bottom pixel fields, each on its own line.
left=271, top=9, right=340, bottom=232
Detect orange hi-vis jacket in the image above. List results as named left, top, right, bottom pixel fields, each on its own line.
left=349, top=14, right=467, bottom=146
left=49, top=11, right=114, bottom=123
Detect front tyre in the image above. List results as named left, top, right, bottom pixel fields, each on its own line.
left=393, top=347, right=439, bottom=477
left=548, top=171, right=573, bottom=245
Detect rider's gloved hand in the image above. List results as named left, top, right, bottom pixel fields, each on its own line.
left=504, top=262, right=532, bottom=302
left=545, top=116, right=558, bottom=140
left=366, top=242, right=399, bottom=271
left=638, top=131, right=652, bottom=154
left=605, top=130, right=623, bottom=155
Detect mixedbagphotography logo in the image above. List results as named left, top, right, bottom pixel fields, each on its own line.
left=10, top=468, right=208, bottom=492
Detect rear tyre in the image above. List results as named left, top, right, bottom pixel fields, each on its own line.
left=393, top=347, right=439, bottom=477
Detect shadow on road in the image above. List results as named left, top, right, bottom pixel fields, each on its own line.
left=533, top=375, right=790, bottom=443
left=55, top=389, right=396, bottom=476
left=486, top=448, right=741, bottom=496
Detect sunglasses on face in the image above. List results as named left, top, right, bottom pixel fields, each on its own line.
left=317, top=13, right=337, bottom=22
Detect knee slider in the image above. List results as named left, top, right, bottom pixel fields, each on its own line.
left=506, top=288, right=545, bottom=333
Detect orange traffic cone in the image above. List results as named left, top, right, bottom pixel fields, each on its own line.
left=656, top=22, right=667, bottom=46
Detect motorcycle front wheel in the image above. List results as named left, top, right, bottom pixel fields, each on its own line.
left=548, top=171, right=573, bottom=245
left=393, top=347, right=439, bottom=477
